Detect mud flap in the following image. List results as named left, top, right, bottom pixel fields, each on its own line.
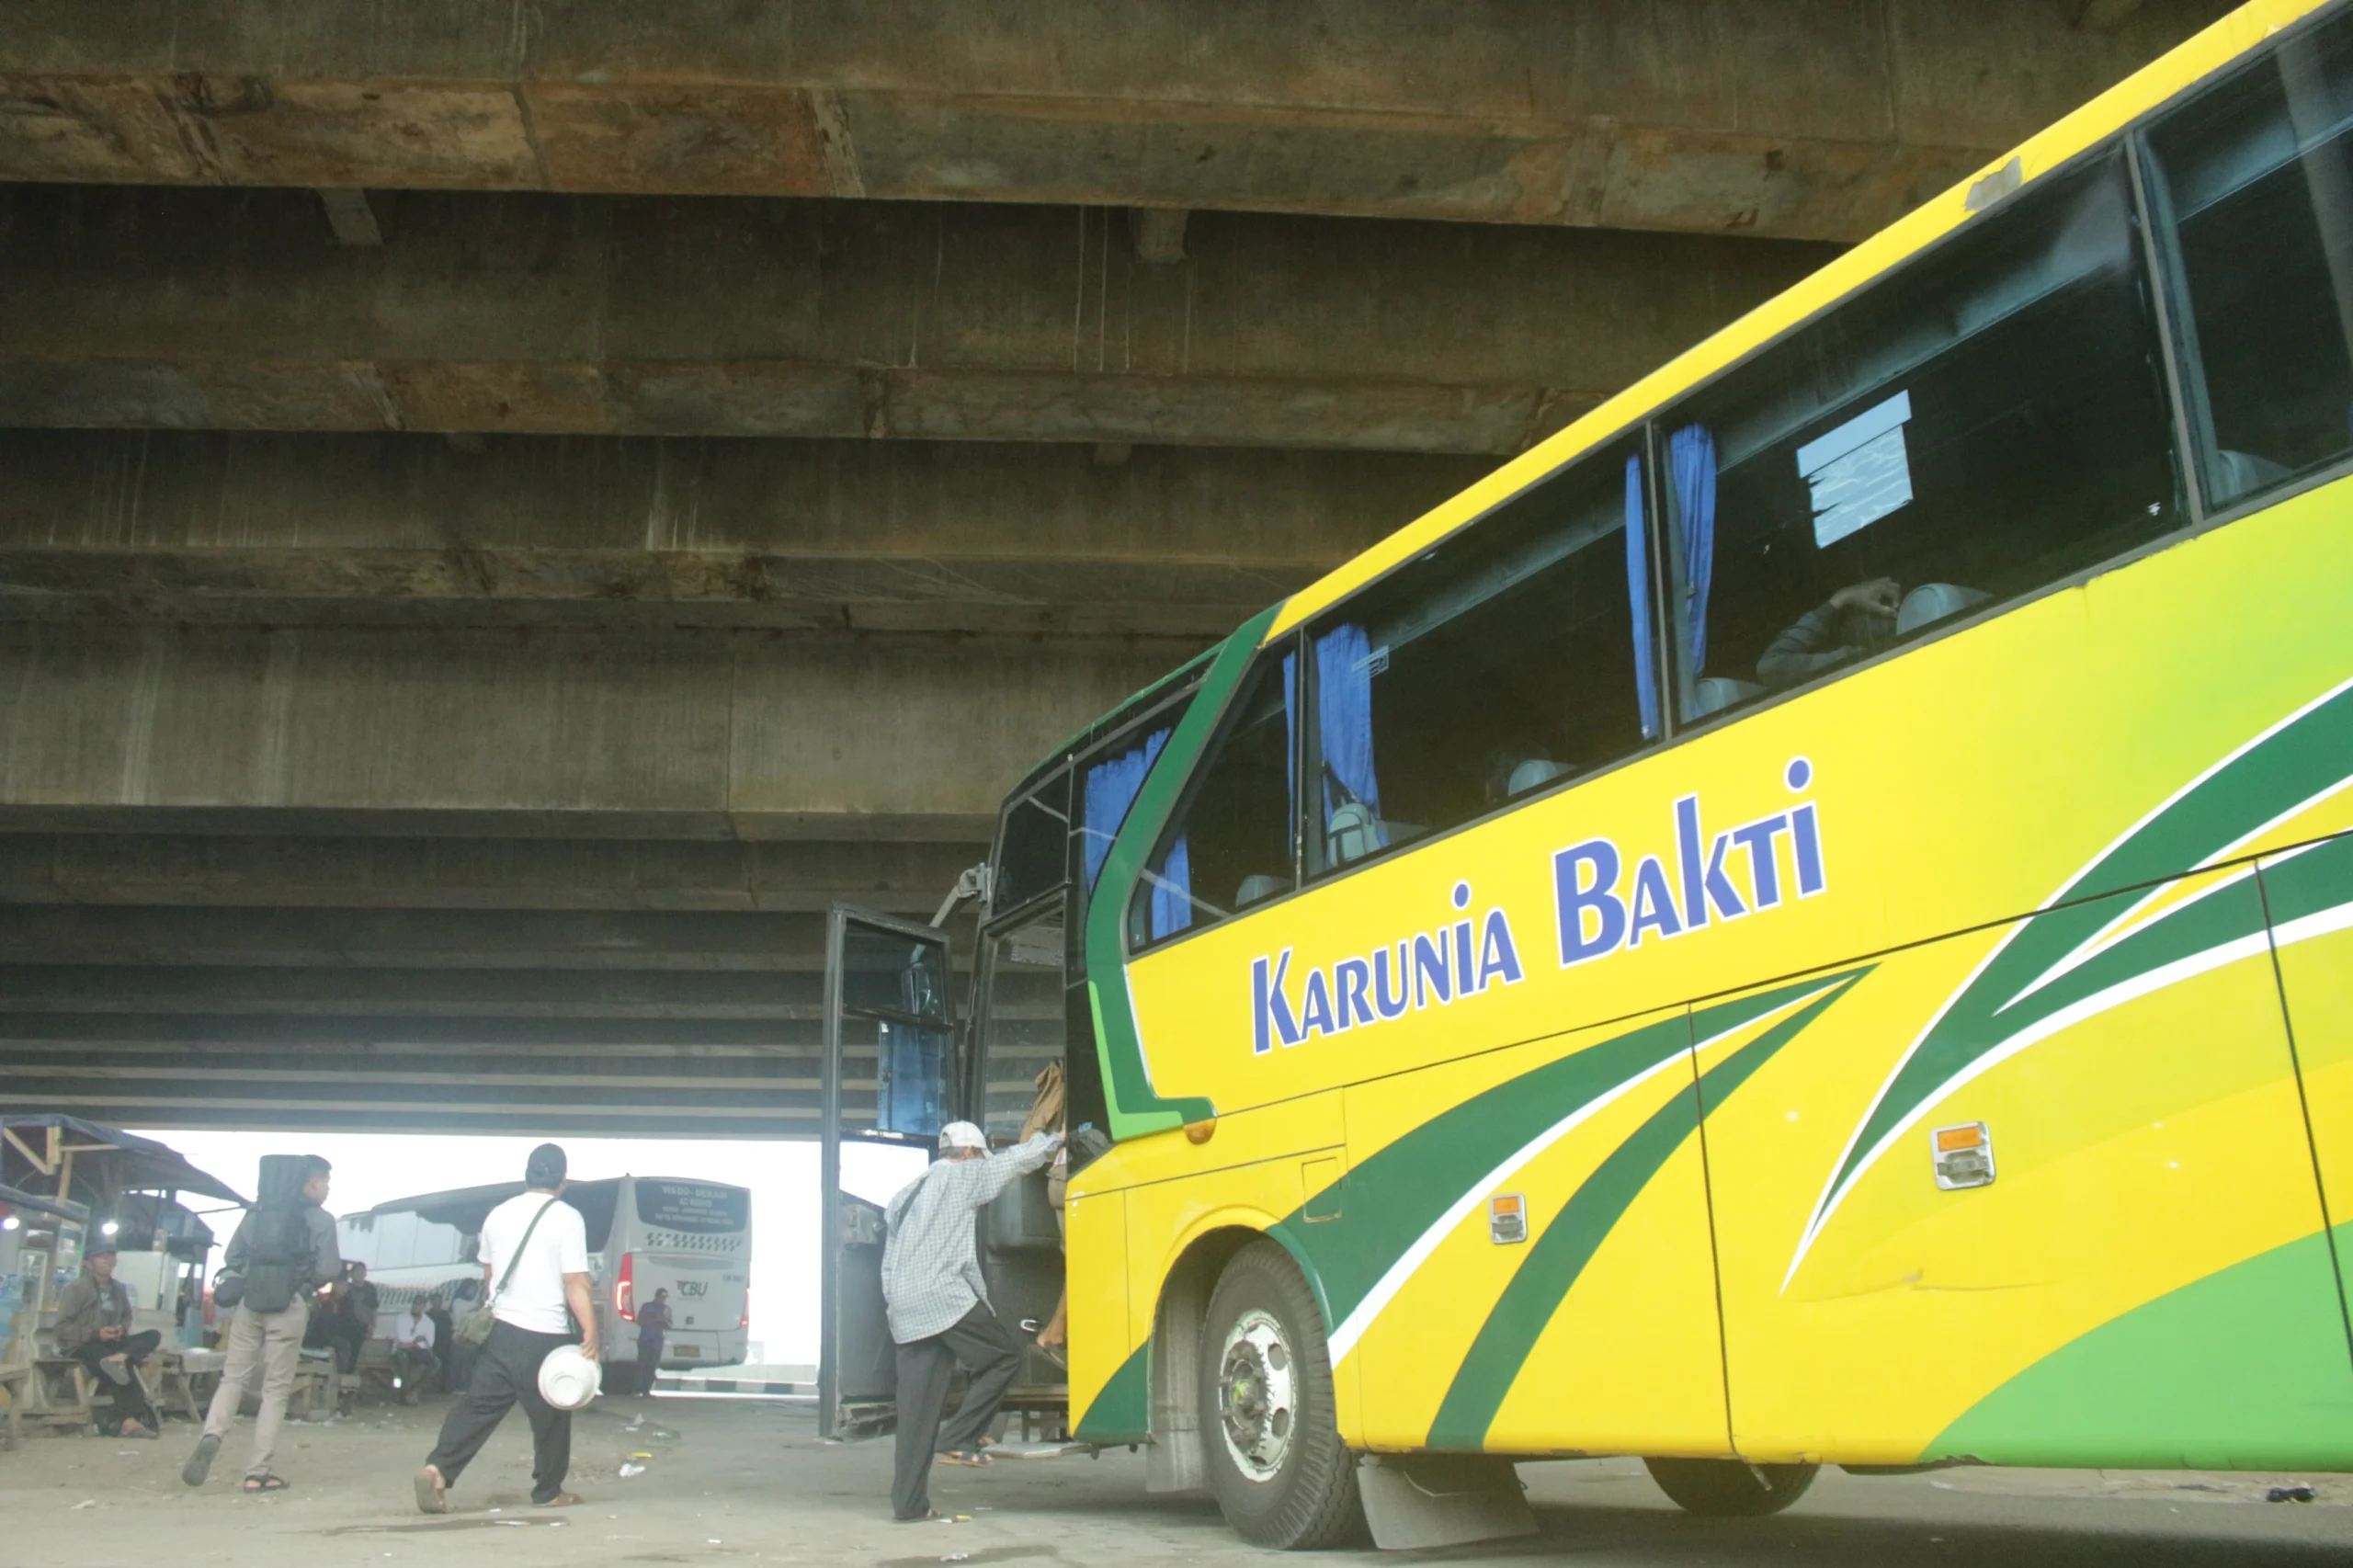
left=1357, top=1454, right=1536, bottom=1550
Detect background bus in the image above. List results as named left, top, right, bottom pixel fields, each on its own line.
left=340, top=1174, right=752, bottom=1377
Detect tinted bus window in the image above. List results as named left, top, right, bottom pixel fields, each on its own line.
left=2147, top=8, right=2353, bottom=510
left=993, top=768, right=1071, bottom=915
left=635, top=1180, right=750, bottom=1233
left=1132, top=653, right=1295, bottom=947
left=1077, top=719, right=1182, bottom=892
left=1660, top=151, right=2179, bottom=724
left=1302, top=437, right=1654, bottom=877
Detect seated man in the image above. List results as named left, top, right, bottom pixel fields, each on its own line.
left=1757, top=576, right=1901, bottom=688
left=54, top=1236, right=161, bottom=1437
left=392, top=1296, right=441, bottom=1406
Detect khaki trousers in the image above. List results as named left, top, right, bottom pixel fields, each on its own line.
left=200, top=1297, right=310, bottom=1478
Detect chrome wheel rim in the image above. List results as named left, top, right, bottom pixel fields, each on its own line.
left=1216, top=1307, right=1297, bottom=1483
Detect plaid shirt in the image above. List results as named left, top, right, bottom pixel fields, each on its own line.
left=881, top=1131, right=1060, bottom=1344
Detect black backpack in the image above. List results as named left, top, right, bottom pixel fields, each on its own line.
left=239, top=1154, right=317, bottom=1314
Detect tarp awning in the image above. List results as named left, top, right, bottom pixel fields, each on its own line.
left=0, top=1115, right=250, bottom=1207
left=0, top=1179, right=87, bottom=1221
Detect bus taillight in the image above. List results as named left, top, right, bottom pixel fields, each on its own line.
left=615, top=1251, right=636, bottom=1322
left=740, top=1285, right=749, bottom=1331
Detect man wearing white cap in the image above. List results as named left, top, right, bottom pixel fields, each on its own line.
left=881, top=1119, right=1061, bottom=1521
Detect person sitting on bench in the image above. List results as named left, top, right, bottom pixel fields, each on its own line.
left=55, top=1235, right=161, bottom=1437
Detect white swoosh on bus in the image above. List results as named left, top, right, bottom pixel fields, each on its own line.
left=1782, top=671, right=2353, bottom=1294
left=2001, top=782, right=2352, bottom=1011
left=1779, top=891, right=2353, bottom=1295
left=1327, top=983, right=1842, bottom=1368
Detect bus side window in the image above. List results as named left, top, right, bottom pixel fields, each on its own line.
left=2145, top=6, right=2353, bottom=513
left=1130, top=652, right=1296, bottom=948
left=1302, top=437, right=1656, bottom=879
left=1659, top=147, right=2179, bottom=725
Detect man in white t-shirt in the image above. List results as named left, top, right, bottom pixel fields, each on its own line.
left=414, top=1144, right=598, bottom=1513
left=392, top=1297, right=440, bottom=1405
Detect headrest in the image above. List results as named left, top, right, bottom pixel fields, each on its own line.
left=1506, top=759, right=1572, bottom=797
left=1896, top=583, right=1991, bottom=635
left=1234, top=874, right=1285, bottom=908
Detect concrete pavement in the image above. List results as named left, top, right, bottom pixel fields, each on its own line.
left=4, top=1392, right=2347, bottom=1567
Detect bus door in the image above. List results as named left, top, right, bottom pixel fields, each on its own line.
left=819, top=904, right=956, bottom=1439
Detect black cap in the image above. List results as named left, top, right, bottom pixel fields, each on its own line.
left=524, top=1142, right=567, bottom=1187
left=85, top=1234, right=119, bottom=1258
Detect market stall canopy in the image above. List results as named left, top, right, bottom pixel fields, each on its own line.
left=0, top=1178, right=86, bottom=1221
left=0, top=1115, right=249, bottom=1209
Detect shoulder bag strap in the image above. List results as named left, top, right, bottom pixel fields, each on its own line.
left=486, top=1198, right=561, bottom=1308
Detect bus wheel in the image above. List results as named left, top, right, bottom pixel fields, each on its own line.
left=1643, top=1458, right=1818, bottom=1517
left=1199, top=1239, right=1364, bottom=1549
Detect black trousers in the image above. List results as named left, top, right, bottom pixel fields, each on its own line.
left=634, top=1340, right=664, bottom=1395
left=392, top=1346, right=441, bottom=1397
left=425, top=1321, right=574, bottom=1505
left=73, top=1329, right=161, bottom=1430
left=892, top=1302, right=1019, bottom=1520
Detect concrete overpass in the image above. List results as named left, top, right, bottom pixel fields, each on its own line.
left=0, top=1, right=2233, bottom=1138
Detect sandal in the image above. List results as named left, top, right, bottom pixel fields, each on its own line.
left=413, top=1465, right=449, bottom=1515
left=533, top=1491, right=585, bottom=1508
left=936, top=1450, right=993, bottom=1468
left=243, top=1474, right=290, bottom=1494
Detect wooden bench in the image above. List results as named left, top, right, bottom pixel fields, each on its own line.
left=150, top=1350, right=213, bottom=1422
left=0, top=1362, right=28, bottom=1449
left=23, top=1358, right=97, bottom=1437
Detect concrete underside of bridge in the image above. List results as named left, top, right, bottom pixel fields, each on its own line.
left=0, top=1, right=2234, bottom=1139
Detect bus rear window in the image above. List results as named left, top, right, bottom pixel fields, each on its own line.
left=635, top=1181, right=749, bottom=1234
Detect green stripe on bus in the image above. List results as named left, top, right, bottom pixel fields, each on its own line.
left=1282, top=971, right=1865, bottom=1336
left=1824, top=685, right=2353, bottom=1216
left=1084, top=604, right=1284, bottom=1140
left=1424, top=972, right=1867, bottom=1450
left=1073, top=1340, right=1153, bottom=1444
left=1924, top=1223, right=2353, bottom=1471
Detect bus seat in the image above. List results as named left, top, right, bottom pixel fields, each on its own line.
left=1691, top=676, right=1763, bottom=717
left=1506, top=758, right=1572, bottom=797
left=1235, top=874, right=1286, bottom=908
left=1895, top=582, right=1990, bottom=635
left=2211, top=448, right=2291, bottom=504
left=1328, top=801, right=1382, bottom=864
left=983, top=1167, right=1063, bottom=1255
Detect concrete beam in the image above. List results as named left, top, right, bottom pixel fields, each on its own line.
left=0, top=431, right=1478, bottom=634
left=0, top=622, right=1184, bottom=838
left=0, top=905, right=831, bottom=971
left=0, top=186, right=1832, bottom=451
left=0, top=964, right=822, bottom=1018
left=0, top=1, right=2229, bottom=242
left=0, top=834, right=982, bottom=913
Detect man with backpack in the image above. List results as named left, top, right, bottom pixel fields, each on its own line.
left=183, top=1154, right=341, bottom=1494
left=415, top=1143, right=597, bottom=1514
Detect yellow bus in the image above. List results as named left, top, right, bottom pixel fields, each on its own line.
left=822, top=0, right=2353, bottom=1545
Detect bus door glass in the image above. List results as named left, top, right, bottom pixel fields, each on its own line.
left=819, top=905, right=956, bottom=1438
left=971, top=900, right=1075, bottom=1393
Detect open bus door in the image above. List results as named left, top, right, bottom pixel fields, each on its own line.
left=818, top=904, right=956, bottom=1439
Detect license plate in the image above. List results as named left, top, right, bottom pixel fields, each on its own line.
left=671, top=1345, right=701, bottom=1358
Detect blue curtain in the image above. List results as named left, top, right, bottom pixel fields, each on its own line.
left=1081, top=728, right=1169, bottom=890
left=1282, top=651, right=1297, bottom=828
left=1670, top=425, right=1717, bottom=676
left=1622, top=454, right=1659, bottom=739
left=1315, top=624, right=1382, bottom=841
left=1150, top=835, right=1191, bottom=938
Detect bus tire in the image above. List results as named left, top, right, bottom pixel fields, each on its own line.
left=1199, top=1238, right=1364, bottom=1549
left=1643, top=1458, right=1819, bottom=1517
